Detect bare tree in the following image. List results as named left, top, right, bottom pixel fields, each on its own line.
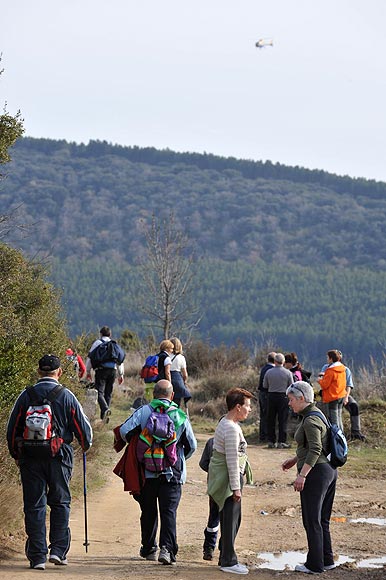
left=138, top=213, right=200, bottom=339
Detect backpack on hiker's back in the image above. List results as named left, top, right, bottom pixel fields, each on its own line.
left=140, top=354, right=160, bottom=383
left=89, top=339, right=125, bottom=370
left=140, top=350, right=171, bottom=384
left=22, top=384, right=65, bottom=458
left=306, top=410, right=348, bottom=468
left=136, top=402, right=180, bottom=472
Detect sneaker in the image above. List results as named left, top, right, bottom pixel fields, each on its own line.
left=220, top=563, right=249, bottom=574
left=158, top=547, right=175, bottom=565
left=277, top=442, right=291, bottom=449
left=203, top=548, right=214, bottom=561
left=267, top=442, right=276, bottom=449
left=49, top=554, right=68, bottom=566
left=295, top=564, right=318, bottom=574
left=31, top=562, right=46, bottom=570
left=324, top=564, right=336, bottom=570
left=140, top=547, right=157, bottom=560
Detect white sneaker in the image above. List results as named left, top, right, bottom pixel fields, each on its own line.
left=324, top=564, right=336, bottom=570
left=49, top=554, right=68, bottom=566
left=220, top=563, right=249, bottom=574
left=295, top=564, right=318, bottom=574
left=32, top=562, right=46, bottom=570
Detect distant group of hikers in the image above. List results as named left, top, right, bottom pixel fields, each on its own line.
left=6, top=329, right=365, bottom=574
left=258, top=350, right=365, bottom=449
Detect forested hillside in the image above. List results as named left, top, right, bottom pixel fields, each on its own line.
left=3, top=137, right=386, bottom=268
left=2, top=137, right=386, bottom=366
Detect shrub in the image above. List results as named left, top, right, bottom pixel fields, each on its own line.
left=186, top=339, right=250, bottom=376
left=0, top=244, right=68, bottom=407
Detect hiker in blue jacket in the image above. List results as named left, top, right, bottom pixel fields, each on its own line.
left=6, top=354, right=93, bottom=570
left=86, top=326, right=124, bottom=422
left=120, top=379, right=197, bottom=565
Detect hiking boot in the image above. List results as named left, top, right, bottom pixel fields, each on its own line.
left=294, top=564, right=318, bottom=574
left=158, top=547, right=175, bottom=565
left=203, top=548, right=214, bottom=561
left=267, top=442, right=276, bottom=449
left=350, top=431, right=366, bottom=441
left=49, top=554, right=68, bottom=566
left=102, top=409, right=111, bottom=423
left=220, top=563, right=249, bottom=574
left=277, top=442, right=291, bottom=449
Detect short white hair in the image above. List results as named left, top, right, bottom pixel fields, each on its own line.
left=286, top=381, right=314, bottom=403
left=274, top=353, right=285, bottom=364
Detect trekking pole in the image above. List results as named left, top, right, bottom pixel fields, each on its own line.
left=82, top=452, right=90, bottom=553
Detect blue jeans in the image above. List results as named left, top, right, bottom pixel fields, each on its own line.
left=327, top=398, right=344, bottom=431
left=20, top=456, right=72, bottom=565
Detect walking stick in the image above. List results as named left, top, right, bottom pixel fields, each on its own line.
left=82, top=452, right=90, bottom=552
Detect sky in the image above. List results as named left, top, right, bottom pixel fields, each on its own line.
left=2, top=0, right=386, bottom=182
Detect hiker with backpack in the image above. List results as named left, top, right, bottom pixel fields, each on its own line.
left=86, top=326, right=125, bottom=422
left=281, top=381, right=338, bottom=574
left=65, top=347, right=86, bottom=380
left=170, top=337, right=192, bottom=408
left=119, top=379, right=197, bottom=566
left=6, top=354, right=93, bottom=570
left=284, top=352, right=312, bottom=384
left=320, top=349, right=366, bottom=441
left=317, top=349, right=347, bottom=432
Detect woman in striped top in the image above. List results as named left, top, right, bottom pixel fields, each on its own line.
left=207, top=388, right=253, bottom=575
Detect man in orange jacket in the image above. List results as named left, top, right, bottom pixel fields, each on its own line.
left=317, top=349, right=347, bottom=431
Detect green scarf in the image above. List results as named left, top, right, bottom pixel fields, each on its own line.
left=150, top=399, right=186, bottom=430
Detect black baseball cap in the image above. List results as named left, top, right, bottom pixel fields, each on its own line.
left=38, top=354, right=61, bottom=372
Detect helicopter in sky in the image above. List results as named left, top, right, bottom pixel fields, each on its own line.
left=255, top=38, right=273, bottom=49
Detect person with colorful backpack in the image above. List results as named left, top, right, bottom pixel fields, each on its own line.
left=119, top=379, right=197, bottom=566
left=6, top=354, right=93, bottom=570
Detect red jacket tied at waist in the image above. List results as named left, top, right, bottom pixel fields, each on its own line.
left=113, top=425, right=144, bottom=495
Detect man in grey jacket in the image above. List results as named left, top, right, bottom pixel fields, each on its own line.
left=263, top=352, right=294, bottom=448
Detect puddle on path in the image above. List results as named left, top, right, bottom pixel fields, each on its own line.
left=350, top=517, right=386, bottom=526
left=256, top=551, right=386, bottom=571
left=357, top=556, right=386, bottom=568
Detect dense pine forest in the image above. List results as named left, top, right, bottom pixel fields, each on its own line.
left=2, top=137, right=386, bottom=366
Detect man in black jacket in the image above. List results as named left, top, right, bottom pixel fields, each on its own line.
left=7, top=354, right=93, bottom=570
left=257, top=352, right=276, bottom=442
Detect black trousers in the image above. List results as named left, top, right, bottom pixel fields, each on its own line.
left=94, top=367, right=116, bottom=418
left=203, top=496, right=220, bottom=551
left=267, top=392, right=289, bottom=444
left=136, top=477, right=182, bottom=558
left=218, top=474, right=243, bottom=568
left=300, top=463, right=337, bottom=573
left=258, top=390, right=269, bottom=441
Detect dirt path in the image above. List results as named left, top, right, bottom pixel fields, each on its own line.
left=1, top=434, right=385, bottom=579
